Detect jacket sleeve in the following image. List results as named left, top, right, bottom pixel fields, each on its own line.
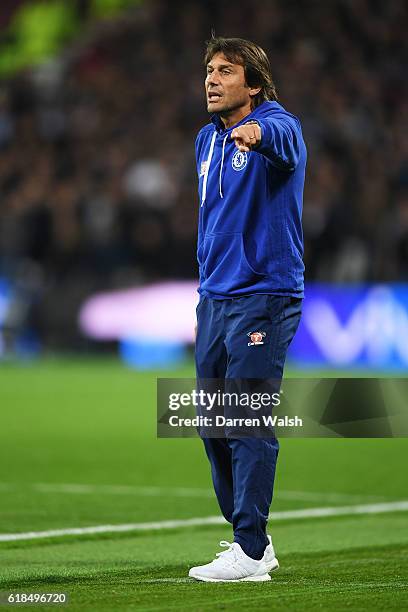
left=254, top=114, right=302, bottom=172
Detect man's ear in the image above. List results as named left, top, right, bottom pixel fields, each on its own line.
left=249, top=87, right=261, bottom=98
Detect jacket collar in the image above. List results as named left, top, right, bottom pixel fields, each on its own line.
left=210, top=100, right=269, bottom=134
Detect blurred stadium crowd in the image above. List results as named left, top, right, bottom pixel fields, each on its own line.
left=0, top=0, right=407, bottom=346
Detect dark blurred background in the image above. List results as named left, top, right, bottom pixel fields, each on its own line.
left=0, top=0, right=407, bottom=358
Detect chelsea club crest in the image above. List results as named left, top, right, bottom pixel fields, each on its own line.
left=231, top=149, right=248, bottom=172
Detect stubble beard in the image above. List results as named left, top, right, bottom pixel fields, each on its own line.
left=207, top=94, right=250, bottom=119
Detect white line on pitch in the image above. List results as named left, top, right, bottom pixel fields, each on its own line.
left=0, top=483, right=215, bottom=498
left=0, top=482, right=387, bottom=503
left=37, top=483, right=213, bottom=497
left=276, top=490, right=387, bottom=503
left=1, top=500, right=407, bottom=543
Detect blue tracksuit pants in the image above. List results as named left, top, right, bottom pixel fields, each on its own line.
left=195, top=294, right=302, bottom=560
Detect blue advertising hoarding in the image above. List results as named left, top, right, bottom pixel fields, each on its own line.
left=288, top=284, right=408, bottom=370
left=79, top=281, right=408, bottom=370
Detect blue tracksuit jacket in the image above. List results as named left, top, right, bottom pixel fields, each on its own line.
left=195, top=100, right=306, bottom=299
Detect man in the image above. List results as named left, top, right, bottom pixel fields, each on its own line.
left=189, top=37, right=306, bottom=582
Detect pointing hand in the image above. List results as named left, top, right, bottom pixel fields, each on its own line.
left=231, top=122, right=261, bottom=152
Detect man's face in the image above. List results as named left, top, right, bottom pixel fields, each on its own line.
left=205, top=53, right=253, bottom=116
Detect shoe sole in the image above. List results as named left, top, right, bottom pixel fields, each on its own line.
left=265, top=557, right=279, bottom=573
left=189, top=573, right=271, bottom=582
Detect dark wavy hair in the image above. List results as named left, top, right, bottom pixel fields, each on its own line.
left=204, top=36, right=278, bottom=107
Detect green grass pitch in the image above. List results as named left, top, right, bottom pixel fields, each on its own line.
left=0, top=358, right=407, bottom=610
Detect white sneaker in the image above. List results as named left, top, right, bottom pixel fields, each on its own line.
left=263, top=535, right=279, bottom=573
left=188, top=540, right=271, bottom=582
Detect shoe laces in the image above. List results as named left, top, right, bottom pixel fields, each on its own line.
left=215, top=540, right=238, bottom=565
